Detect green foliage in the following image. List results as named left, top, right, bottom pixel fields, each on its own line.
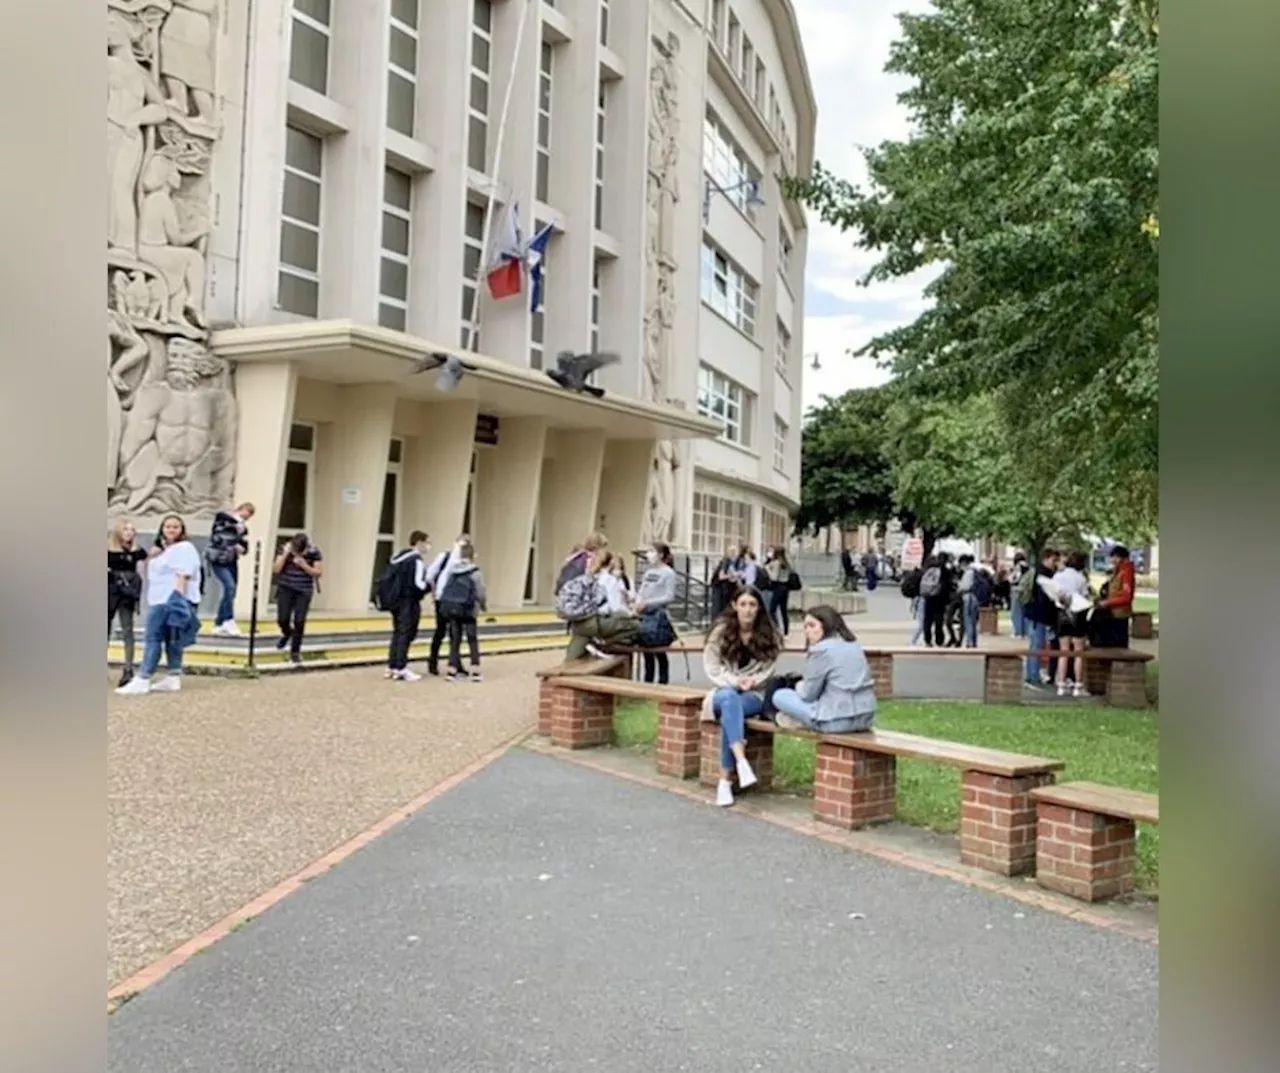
left=786, top=0, right=1158, bottom=536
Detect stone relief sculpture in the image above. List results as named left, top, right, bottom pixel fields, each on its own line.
left=106, top=0, right=235, bottom=517
left=642, top=32, right=682, bottom=546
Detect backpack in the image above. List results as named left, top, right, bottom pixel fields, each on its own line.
left=555, top=573, right=602, bottom=622
left=919, top=566, right=942, bottom=598
left=901, top=568, right=922, bottom=599
left=554, top=553, right=587, bottom=596
left=375, top=552, right=416, bottom=611
left=971, top=570, right=992, bottom=607
left=637, top=608, right=677, bottom=648
left=438, top=569, right=478, bottom=616
left=1015, top=566, right=1038, bottom=607
left=786, top=569, right=803, bottom=592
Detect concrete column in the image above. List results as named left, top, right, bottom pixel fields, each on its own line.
left=473, top=417, right=547, bottom=608
left=596, top=439, right=653, bottom=557
left=320, top=383, right=397, bottom=610
left=534, top=429, right=606, bottom=601
left=229, top=360, right=298, bottom=617
left=401, top=400, right=479, bottom=548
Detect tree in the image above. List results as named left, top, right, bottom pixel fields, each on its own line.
left=787, top=0, right=1158, bottom=537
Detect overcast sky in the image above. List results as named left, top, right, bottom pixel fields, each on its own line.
left=791, top=0, right=938, bottom=414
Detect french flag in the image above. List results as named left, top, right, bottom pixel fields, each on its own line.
left=527, top=222, right=556, bottom=313
left=485, top=199, right=525, bottom=300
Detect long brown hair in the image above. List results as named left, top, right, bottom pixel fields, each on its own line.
left=707, top=586, right=781, bottom=665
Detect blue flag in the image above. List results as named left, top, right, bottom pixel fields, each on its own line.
left=526, top=223, right=556, bottom=313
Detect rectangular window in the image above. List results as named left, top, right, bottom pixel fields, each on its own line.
left=387, top=0, right=419, bottom=136
left=697, top=364, right=749, bottom=445
left=278, top=125, right=323, bottom=316
left=461, top=200, right=485, bottom=347
left=711, top=0, right=726, bottom=51
left=594, top=85, right=607, bottom=230
left=728, top=14, right=741, bottom=68
left=692, top=489, right=752, bottom=555
left=773, top=417, right=787, bottom=473
left=700, top=241, right=758, bottom=337
left=762, top=507, right=789, bottom=551
left=536, top=41, right=553, bottom=202
left=754, top=57, right=766, bottom=107
left=775, top=319, right=791, bottom=380
left=703, top=112, right=762, bottom=221
left=289, top=0, right=332, bottom=95
left=778, top=222, right=793, bottom=280
left=740, top=37, right=754, bottom=85
left=600, top=0, right=610, bottom=47
left=469, top=1, right=492, bottom=172
left=590, top=260, right=601, bottom=355
left=378, top=166, right=413, bottom=330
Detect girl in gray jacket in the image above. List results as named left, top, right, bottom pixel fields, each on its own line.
left=771, top=605, right=877, bottom=733
left=632, top=541, right=677, bottom=684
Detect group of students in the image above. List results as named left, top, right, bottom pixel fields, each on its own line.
left=904, top=553, right=994, bottom=648
left=710, top=544, right=802, bottom=634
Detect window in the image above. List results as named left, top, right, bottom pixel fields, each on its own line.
left=370, top=437, right=404, bottom=604
left=740, top=36, right=754, bottom=85
left=594, top=85, right=607, bottom=229
left=703, top=112, right=761, bottom=220
left=773, top=417, right=788, bottom=473
left=775, top=319, right=790, bottom=379
left=536, top=41, right=553, bottom=202
left=778, top=223, right=793, bottom=280
left=762, top=507, right=789, bottom=551
left=461, top=200, right=485, bottom=347
left=727, top=14, right=741, bottom=68
left=700, top=242, right=758, bottom=336
left=469, top=0, right=492, bottom=172
left=697, top=364, right=749, bottom=446
left=387, top=0, right=419, bottom=136
left=590, top=260, right=601, bottom=355
left=290, top=0, right=331, bottom=95
left=379, top=166, right=413, bottom=330
left=692, top=490, right=752, bottom=555
left=710, top=0, right=726, bottom=50
left=600, top=0, right=610, bottom=47
left=278, top=125, right=323, bottom=316
left=754, top=57, right=766, bottom=107
left=278, top=422, right=316, bottom=534
left=530, top=215, right=550, bottom=368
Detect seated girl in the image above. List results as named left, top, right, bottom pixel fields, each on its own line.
left=771, top=605, right=876, bottom=734
left=702, top=586, right=783, bottom=807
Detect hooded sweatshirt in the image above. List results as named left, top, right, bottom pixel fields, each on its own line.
left=437, top=547, right=487, bottom=615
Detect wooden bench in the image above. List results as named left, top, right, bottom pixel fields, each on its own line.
left=1029, top=782, right=1159, bottom=902
left=990, top=647, right=1154, bottom=707
left=535, top=657, right=629, bottom=737
left=540, top=675, right=707, bottom=779
left=703, top=718, right=1064, bottom=877
left=1130, top=611, right=1155, bottom=640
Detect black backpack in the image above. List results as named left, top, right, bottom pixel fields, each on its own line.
left=375, top=552, right=416, bottom=611
left=971, top=570, right=992, bottom=607
left=439, top=570, right=478, bottom=616
left=901, top=568, right=922, bottom=599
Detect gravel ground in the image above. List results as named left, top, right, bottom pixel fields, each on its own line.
left=108, top=652, right=549, bottom=988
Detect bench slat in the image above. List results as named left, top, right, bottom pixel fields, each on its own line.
left=547, top=675, right=706, bottom=705
left=744, top=719, right=1063, bottom=777
left=1030, top=781, right=1159, bottom=824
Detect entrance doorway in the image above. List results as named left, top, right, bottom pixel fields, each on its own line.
left=271, top=422, right=316, bottom=603
left=369, top=438, right=404, bottom=605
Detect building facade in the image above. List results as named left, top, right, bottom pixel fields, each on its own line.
left=105, top=0, right=816, bottom=613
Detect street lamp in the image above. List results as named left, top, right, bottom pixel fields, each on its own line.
left=806, top=351, right=822, bottom=371
left=702, top=175, right=765, bottom=224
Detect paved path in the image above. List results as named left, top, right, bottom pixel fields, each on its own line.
left=110, top=750, right=1157, bottom=1072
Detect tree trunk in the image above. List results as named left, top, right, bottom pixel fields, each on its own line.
left=922, top=528, right=940, bottom=562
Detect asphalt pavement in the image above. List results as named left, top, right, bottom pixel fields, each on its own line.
left=109, top=749, right=1157, bottom=1073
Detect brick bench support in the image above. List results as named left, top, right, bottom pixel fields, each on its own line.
left=1107, top=660, right=1148, bottom=708
left=1130, top=611, right=1154, bottom=640
left=1034, top=803, right=1137, bottom=901
left=960, top=771, right=1055, bottom=875
left=978, top=606, right=999, bottom=635
left=812, top=740, right=896, bottom=830
left=699, top=723, right=774, bottom=791
left=983, top=653, right=1024, bottom=704
left=536, top=660, right=629, bottom=737
left=655, top=699, right=702, bottom=779
left=865, top=652, right=894, bottom=700
left=549, top=688, right=614, bottom=750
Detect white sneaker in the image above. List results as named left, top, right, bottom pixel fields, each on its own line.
left=1056, top=682, right=1068, bottom=697
left=715, top=780, right=735, bottom=807
left=1072, top=682, right=1087, bottom=698
left=735, top=757, right=758, bottom=790
left=396, top=669, right=422, bottom=682
left=220, top=621, right=242, bottom=636
left=115, top=676, right=152, bottom=696
left=775, top=712, right=805, bottom=730
left=151, top=676, right=182, bottom=693
left=585, top=643, right=606, bottom=659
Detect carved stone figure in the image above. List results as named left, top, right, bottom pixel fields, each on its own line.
left=115, top=338, right=237, bottom=515
left=107, top=0, right=228, bottom=517
left=642, top=33, right=683, bottom=545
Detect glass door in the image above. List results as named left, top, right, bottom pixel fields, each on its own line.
left=271, top=422, right=316, bottom=604
left=369, top=438, right=403, bottom=606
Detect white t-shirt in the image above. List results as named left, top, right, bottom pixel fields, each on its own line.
left=147, top=540, right=203, bottom=606
left=1052, top=567, right=1090, bottom=600
left=597, top=572, right=631, bottom=614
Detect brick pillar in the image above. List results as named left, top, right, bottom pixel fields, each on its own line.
left=865, top=652, right=894, bottom=700
left=1083, top=657, right=1110, bottom=697
left=1130, top=612, right=1153, bottom=640
left=536, top=679, right=558, bottom=736
left=983, top=654, right=1024, bottom=704
left=978, top=606, right=999, bottom=635
left=1034, top=803, right=1136, bottom=901
left=655, top=699, right=701, bottom=779
left=549, top=689, right=614, bottom=750
left=960, top=770, right=1055, bottom=875
left=699, top=723, right=774, bottom=789
left=812, top=741, right=896, bottom=829
left=1107, top=661, right=1148, bottom=709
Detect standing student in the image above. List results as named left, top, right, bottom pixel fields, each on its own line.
left=435, top=538, right=487, bottom=682
left=1008, top=553, right=1029, bottom=638
left=710, top=543, right=743, bottom=619
left=762, top=546, right=798, bottom=635
left=633, top=541, right=677, bottom=685
left=382, top=529, right=431, bottom=681
left=116, top=514, right=202, bottom=695
left=596, top=552, right=633, bottom=615
left=1052, top=551, right=1091, bottom=696
left=273, top=532, right=323, bottom=666
left=206, top=502, right=254, bottom=635
left=108, top=519, right=147, bottom=687
left=1024, top=547, right=1062, bottom=686
left=424, top=540, right=454, bottom=676
left=918, top=554, right=949, bottom=648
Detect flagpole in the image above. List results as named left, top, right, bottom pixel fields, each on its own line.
left=465, top=0, right=535, bottom=354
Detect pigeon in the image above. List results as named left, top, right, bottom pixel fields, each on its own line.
left=546, top=350, right=621, bottom=398
left=408, top=351, right=475, bottom=393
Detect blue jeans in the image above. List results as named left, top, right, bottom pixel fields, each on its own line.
left=1025, top=620, right=1057, bottom=683
left=711, top=687, right=764, bottom=770
left=211, top=562, right=237, bottom=625
left=962, top=594, right=979, bottom=647
left=139, top=603, right=186, bottom=679
left=772, top=688, right=869, bottom=735
left=1010, top=599, right=1027, bottom=638
left=908, top=596, right=926, bottom=646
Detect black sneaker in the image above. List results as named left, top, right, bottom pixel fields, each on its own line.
left=117, top=667, right=134, bottom=689
left=276, top=634, right=289, bottom=650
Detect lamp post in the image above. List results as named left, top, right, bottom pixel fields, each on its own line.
left=702, top=175, right=765, bottom=223
left=805, top=351, right=822, bottom=371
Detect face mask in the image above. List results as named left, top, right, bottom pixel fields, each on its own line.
left=645, top=550, right=658, bottom=564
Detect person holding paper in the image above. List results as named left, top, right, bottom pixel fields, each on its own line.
left=1051, top=551, right=1091, bottom=697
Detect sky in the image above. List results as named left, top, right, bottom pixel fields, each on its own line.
left=790, top=0, right=938, bottom=414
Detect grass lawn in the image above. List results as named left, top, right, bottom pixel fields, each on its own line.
left=614, top=698, right=1160, bottom=893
